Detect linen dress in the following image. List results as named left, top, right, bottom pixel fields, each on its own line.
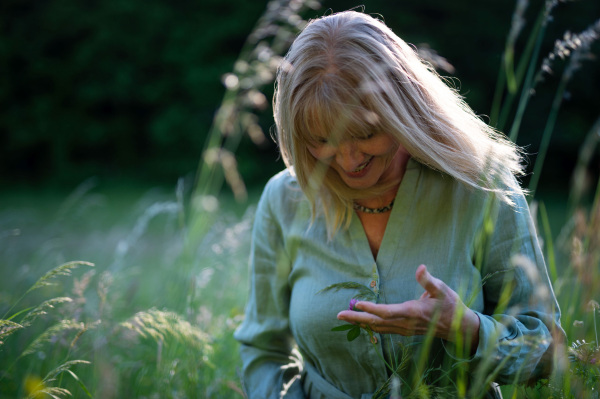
left=234, top=159, right=564, bottom=398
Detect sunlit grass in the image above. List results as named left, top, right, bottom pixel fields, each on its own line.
left=1, top=0, right=599, bottom=397
left=0, top=181, right=256, bottom=398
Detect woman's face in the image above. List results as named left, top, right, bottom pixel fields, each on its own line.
left=307, top=131, right=409, bottom=190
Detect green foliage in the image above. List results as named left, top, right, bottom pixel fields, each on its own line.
left=318, top=281, right=378, bottom=302
left=25, top=262, right=94, bottom=296
left=38, top=360, right=93, bottom=397
left=20, top=320, right=85, bottom=358
left=0, top=184, right=252, bottom=397
left=120, top=308, right=212, bottom=354
left=2, top=0, right=597, bottom=190
left=332, top=323, right=362, bottom=341
left=0, top=0, right=275, bottom=186
left=0, top=262, right=95, bottom=398
left=568, top=340, right=600, bottom=392
left=0, top=0, right=599, bottom=398
left=0, top=319, right=23, bottom=342
left=20, top=297, right=74, bottom=328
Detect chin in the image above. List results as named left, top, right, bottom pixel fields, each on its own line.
left=342, top=176, right=379, bottom=190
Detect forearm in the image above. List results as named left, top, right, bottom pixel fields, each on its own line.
left=238, top=344, right=305, bottom=399
left=469, top=311, right=559, bottom=384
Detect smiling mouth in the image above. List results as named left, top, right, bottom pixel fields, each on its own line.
left=352, top=156, right=373, bottom=173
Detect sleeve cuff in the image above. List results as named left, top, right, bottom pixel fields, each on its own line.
left=441, top=311, right=513, bottom=362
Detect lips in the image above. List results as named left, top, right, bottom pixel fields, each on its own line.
left=344, top=156, right=373, bottom=178
left=353, top=156, right=373, bottom=172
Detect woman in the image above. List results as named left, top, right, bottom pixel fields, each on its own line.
left=234, top=10, right=564, bottom=399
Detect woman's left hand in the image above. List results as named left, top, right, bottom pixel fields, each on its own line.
left=337, top=264, right=480, bottom=352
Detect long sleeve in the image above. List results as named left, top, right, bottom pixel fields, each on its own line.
left=234, top=163, right=566, bottom=397
left=460, top=191, right=565, bottom=386
left=234, top=175, right=305, bottom=399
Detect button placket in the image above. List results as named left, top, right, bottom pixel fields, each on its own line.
left=369, top=263, right=381, bottom=347
left=370, top=263, right=379, bottom=296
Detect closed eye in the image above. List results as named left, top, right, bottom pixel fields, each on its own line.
left=356, top=132, right=376, bottom=141
left=311, top=136, right=329, bottom=145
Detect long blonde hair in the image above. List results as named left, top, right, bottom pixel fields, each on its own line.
left=274, top=10, right=524, bottom=235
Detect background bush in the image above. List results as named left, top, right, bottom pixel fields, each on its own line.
left=1, top=0, right=598, bottom=192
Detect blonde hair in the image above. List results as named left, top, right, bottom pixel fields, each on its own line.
left=274, top=10, right=524, bottom=235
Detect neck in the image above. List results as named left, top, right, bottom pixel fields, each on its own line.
left=357, top=157, right=408, bottom=209
left=354, top=187, right=399, bottom=210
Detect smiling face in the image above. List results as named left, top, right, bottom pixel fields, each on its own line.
left=307, top=131, right=409, bottom=190
left=280, top=17, right=416, bottom=201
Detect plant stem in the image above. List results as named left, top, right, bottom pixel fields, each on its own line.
left=490, top=58, right=507, bottom=128
left=539, top=202, right=558, bottom=283
left=568, top=116, right=600, bottom=210
left=495, top=4, right=547, bottom=132
left=505, top=47, right=518, bottom=95
left=508, top=14, right=548, bottom=142
left=594, top=309, right=598, bottom=349
left=2, top=293, right=27, bottom=320
left=528, top=61, right=571, bottom=197
left=371, top=339, right=395, bottom=375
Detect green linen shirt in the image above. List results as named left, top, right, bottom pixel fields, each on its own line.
left=234, top=159, right=564, bottom=399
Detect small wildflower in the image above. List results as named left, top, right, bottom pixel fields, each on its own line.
left=587, top=300, right=600, bottom=312
left=349, top=298, right=358, bottom=310
left=24, top=375, right=45, bottom=399
left=538, top=19, right=600, bottom=81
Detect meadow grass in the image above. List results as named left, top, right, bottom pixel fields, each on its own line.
left=1, top=0, right=599, bottom=397
left=0, top=178, right=597, bottom=398
left=0, top=181, right=258, bottom=398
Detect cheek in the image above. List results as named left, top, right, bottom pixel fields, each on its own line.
left=378, top=137, right=403, bottom=157
left=360, top=138, right=399, bottom=157
left=308, top=145, right=336, bottom=161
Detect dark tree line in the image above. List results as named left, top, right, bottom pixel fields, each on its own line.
left=1, top=0, right=598, bottom=191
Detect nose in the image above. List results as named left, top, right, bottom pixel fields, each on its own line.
left=335, top=140, right=364, bottom=172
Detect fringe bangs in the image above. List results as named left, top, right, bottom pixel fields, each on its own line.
left=274, top=10, right=527, bottom=236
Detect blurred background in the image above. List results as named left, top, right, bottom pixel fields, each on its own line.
left=1, top=1, right=599, bottom=397
left=1, top=0, right=598, bottom=198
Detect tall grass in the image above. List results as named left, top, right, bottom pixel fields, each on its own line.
left=0, top=1, right=317, bottom=398
left=0, top=181, right=255, bottom=398
left=1, top=0, right=599, bottom=398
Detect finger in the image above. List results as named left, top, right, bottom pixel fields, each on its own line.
left=354, top=301, right=410, bottom=320
left=353, top=301, right=379, bottom=313
left=415, top=264, right=444, bottom=298
left=337, top=310, right=383, bottom=326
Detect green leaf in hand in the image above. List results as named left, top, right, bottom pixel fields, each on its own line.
left=331, top=324, right=356, bottom=332
left=347, top=325, right=361, bottom=341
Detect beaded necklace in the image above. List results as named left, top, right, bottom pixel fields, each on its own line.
left=353, top=199, right=395, bottom=214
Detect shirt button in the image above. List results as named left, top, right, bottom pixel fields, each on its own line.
left=370, top=335, right=378, bottom=344
left=370, top=280, right=376, bottom=288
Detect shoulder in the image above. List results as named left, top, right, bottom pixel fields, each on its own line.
left=415, top=160, right=528, bottom=215
left=413, top=160, right=487, bottom=211
left=491, top=185, right=535, bottom=244
left=261, top=169, right=302, bottom=202
left=264, top=168, right=299, bottom=191
left=257, top=168, right=307, bottom=219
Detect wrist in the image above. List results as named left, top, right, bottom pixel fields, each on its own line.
left=463, top=309, right=480, bottom=355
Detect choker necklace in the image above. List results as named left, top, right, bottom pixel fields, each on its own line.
left=353, top=199, right=395, bottom=214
